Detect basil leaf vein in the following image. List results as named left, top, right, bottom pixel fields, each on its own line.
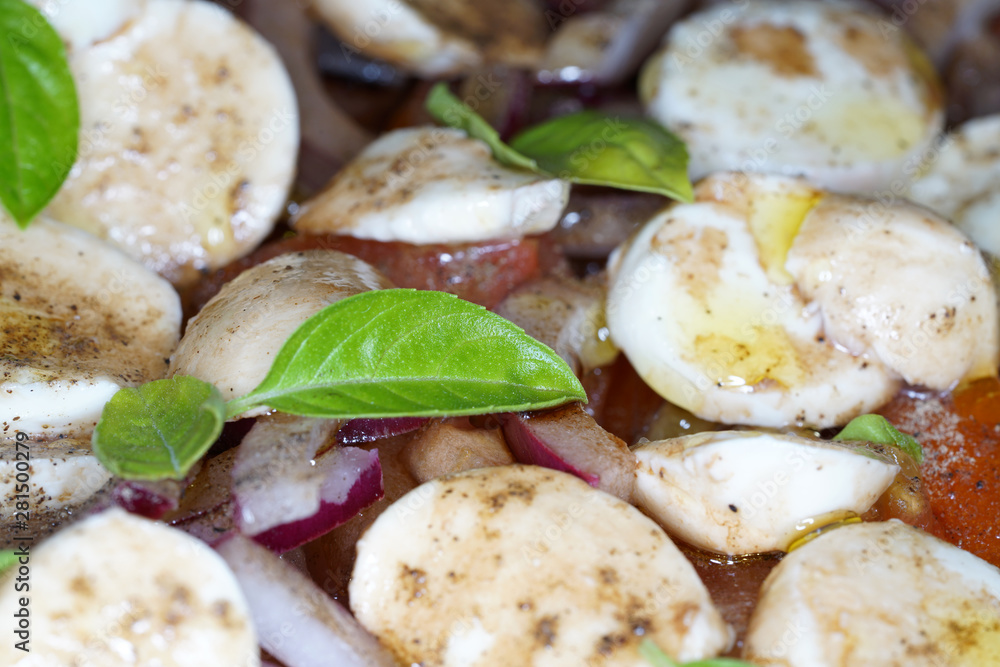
left=227, top=289, right=587, bottom=419
left=0, top=0, right=79, bottom=228
left=92, top=376, right=225, bottom=480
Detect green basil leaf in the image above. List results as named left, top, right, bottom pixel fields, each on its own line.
left=0, top=0, right=79, bottom=228
left=0, top=550, right=19, bottom=577
left=510, top=112, right=694, bottom=202
left=639, top=640, right=757, bottom=667
left=227, top=289, right=587, bottom=419
left=639, top=640, right=679, bottom=667
left=425, top=82, right=540, bottom=172
left=92, top=376, right=226, bottom=481
left=834, top=413, right=924, bottom=464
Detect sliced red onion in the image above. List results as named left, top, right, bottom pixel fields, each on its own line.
left=171, top=499, right=236, bottom=547
left=336, top=417, right=428, bottom=445
left=501, top=403, right=636, bottom=500
left=111, top=478, right=184, bottom=519
left=163, top=449, right=238, bottom=545
left=233, top=416, right=384, bottom=553
left=216, top=534, right=398, bottom=667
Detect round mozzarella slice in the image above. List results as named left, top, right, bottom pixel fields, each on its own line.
left=633, top=431, right=899, bottom=555
left=606, top=173, right=899, bottom=428
left=0, top=508, right=259, bottom=666
left=786, top=193, right=999, bottom=389
left=607, top=172, right=999, bottom=428
left=639, top=0, right=944, bottom=194
left=169, top=250, right=393, bottom=417
left=28, top=0, right=145, bottom=50
left=908, top=114, right=1000, bottom=256
left=743, top=520, right=1000, bottom=666
left=293, top=127, right=570, bottom=244
left=0, top=438, right=112, bottom=521
left=312, top=0, right=545, bottom=77
left=42, top=0, right=298, bottom=287
left=0, top=215, right=181, bottom=439
left=350, top=465, right=733, bottom=666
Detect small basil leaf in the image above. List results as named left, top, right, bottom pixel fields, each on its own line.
left=639, top=640, right=757, bottom=667
left=227, top=289, right=587, bottom=419
left=0, top=550, right=19, bottom=577
left=92, top=376, right=225, bottom=481
left=425, top=82, right=540, bottom=172
left=639, top=640, right=679, bottom=667
left=0, top=0, right=79, bottom=228
left=834, top=413, right=924, bottom=464
left=510, top=112, right=694, bottom=202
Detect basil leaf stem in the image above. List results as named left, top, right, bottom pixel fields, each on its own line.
left=425, top=82, right=693, bottom=201
left=426, top=82, right=539, bottom=172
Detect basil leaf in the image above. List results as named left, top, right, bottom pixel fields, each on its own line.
left=834, top=413, right=924, bottom=464
left=0, top=0, right=79, bottom=228
left=425, top=82, right=540, bottom=172
left=510, top=112, right=694, bottom=202
left=227, top=289, right=587, bottom=419
left=92, top=376, right=226, bottom=481
left=639, top=640, right=757, bottom=667
left=0, top=550, right=18, bottom=577
left=639, top=640, right=679, bottom=667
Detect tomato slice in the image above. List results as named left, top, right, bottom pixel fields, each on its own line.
left=878, top=378, right=1000, bottom=567
left=184, top=233, right=557, bottom=320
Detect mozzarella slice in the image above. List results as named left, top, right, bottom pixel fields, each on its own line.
left=908, top=114, right=1000, bottom=256
left=0, top=438, right=112, bottom=518
left=606, top=173, right=900, bottom=428
left=607, top=172, right=999, bottom=427
left=0, top=508, right=259, bottom=666
left=28, top=0, right=145, bottom=50
left=42, top=0, right=298, bottom=286
left=639, top=0, right=944, bottom=194
left=293, top=127, right=569, bottom=245
left=0, top=215, right=181, bottom=438
left=350, top=464, right=733, bottom=666
left=633, top=431, right=899, bottom=555
left=786, top=193, right=999, bottom=389
left=169, top=250, right=393, bottom=417
left=312, top=0, right=545, bottom=77
left=743, top=520, right=1000, bottom=666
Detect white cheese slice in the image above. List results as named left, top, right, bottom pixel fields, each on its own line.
left=633, top=431, right=899, bottom=555
left=350, top=464, right=733, bottom=666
